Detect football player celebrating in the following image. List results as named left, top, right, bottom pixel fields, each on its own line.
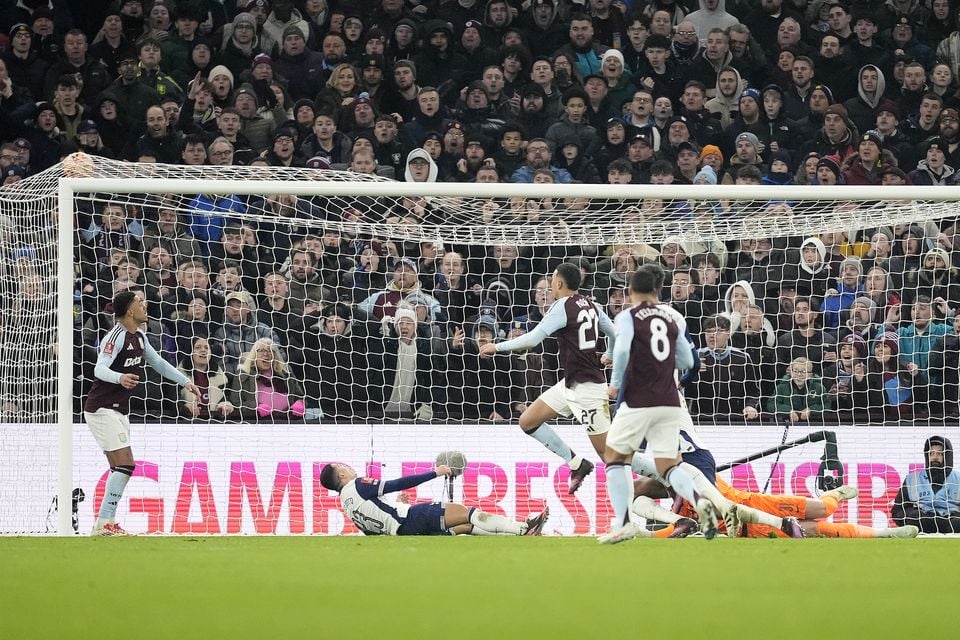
left=480, top=263, right=616, bottom=494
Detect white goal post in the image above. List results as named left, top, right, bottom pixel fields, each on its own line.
left=2, top=154, right=956, bottom=534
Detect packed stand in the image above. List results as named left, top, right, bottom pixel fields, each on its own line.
left=0, top=0, right=958, bottom=423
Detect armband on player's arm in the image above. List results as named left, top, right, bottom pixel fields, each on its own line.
left=381, top=471, right=439, bottom=494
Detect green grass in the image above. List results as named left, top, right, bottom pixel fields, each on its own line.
left=1, top=537, right=956, bottom=639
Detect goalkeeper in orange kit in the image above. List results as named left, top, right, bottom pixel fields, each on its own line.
left=633, top=474, right=919, bottom=539
left=628, top=428, right=918, bottom=539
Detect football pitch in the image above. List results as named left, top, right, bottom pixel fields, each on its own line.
left=1, top=537, right=956, bottom=639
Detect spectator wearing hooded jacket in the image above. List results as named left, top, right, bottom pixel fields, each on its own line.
left=412, top=20, right=469, bottom=101
left=517, top=0, right=568, bottom=58
left=686, top=0, right=739, bottom=44
left=842, top=65, right=888, bottom=135
left=893, top=436, right=960, bottom=533
left=779, top=236, right=832, bottom=305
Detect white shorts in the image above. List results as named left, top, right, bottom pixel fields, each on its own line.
left=540, top=380, right=610, bottom=435
left=84, top=408, right=132, bottom=452
left=605, top=405, right=686, bottom=458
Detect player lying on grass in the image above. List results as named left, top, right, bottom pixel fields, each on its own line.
left=319, top=463, right=549, bottom=536
left=631, top=472, right=918, bottom=539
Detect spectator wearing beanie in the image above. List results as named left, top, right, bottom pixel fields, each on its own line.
left=699, top=143, right=730, bottom=183
left=909, top=136, right=956, bottom=185
left=937, top=106, right=960, bottom=167
left=220, top=12, right=261, bottom=78
left=260, top=0, right=312, bottom=59
left=723, top=131, right=766, bottom=184
left=841, top=130, right=887, bottom=185
left=273, top=24, right=326, bottom=102
left=762, top=149, right=794, bottom=185
left=799, top=103, right=857, bottom=160
left=821, top=256, right=866, bottom=330
left=814, top=153, right=842, bottom=184
left=873, top=99, right=915, bottom=168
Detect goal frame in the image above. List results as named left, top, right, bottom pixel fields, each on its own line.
left=55, top=177, right=960, bottom=535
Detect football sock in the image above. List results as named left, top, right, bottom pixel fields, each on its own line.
left=653, top=524, right=675, bottom=538
left=818, top=494, right=839, bottom=517
left=525, top=424, right=574, bottom=464
left=468, top=508, right=524, bottom=535
left=631, top=453, right=665, bottom=483
left=664, top=464, right=699, bottom=508
left=606, top=463, right=633, bottom=530
left=816, top=522, right=876, bottom=538
left=734, top=504, right=784, bottom=528
left=632, top=495, right=681, bottom=524
left=95, top=465, right=134, bottom=528
left=678, top=462, right=734, bottom=513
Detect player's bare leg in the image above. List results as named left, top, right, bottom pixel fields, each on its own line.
left=519, top=398, right=593, bottom=494
left=805, top=485, right=859, bottom=519
left=442, top=503, right=547, bottom=536
left=93, top=447, right=136, bottom=536
left=631, top=496, right=699, bottom=538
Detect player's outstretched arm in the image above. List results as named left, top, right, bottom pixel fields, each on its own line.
left=673, top=318, right=695, bottom=371
left=142, top=336, right=192, bottom=388
left=381, top=469, right=442, bottom=494
left=484, top=301, right=567, bottom=356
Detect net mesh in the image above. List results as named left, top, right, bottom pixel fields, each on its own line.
left=0, top=154, right=957, bottom=425
left=1, top=155, right=958, bottom=534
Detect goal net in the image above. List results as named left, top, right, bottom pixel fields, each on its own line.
left=1, top=154, right=957, bottom=535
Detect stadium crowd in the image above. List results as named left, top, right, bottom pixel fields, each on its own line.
left=0, top=0, right=958, bottom=423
